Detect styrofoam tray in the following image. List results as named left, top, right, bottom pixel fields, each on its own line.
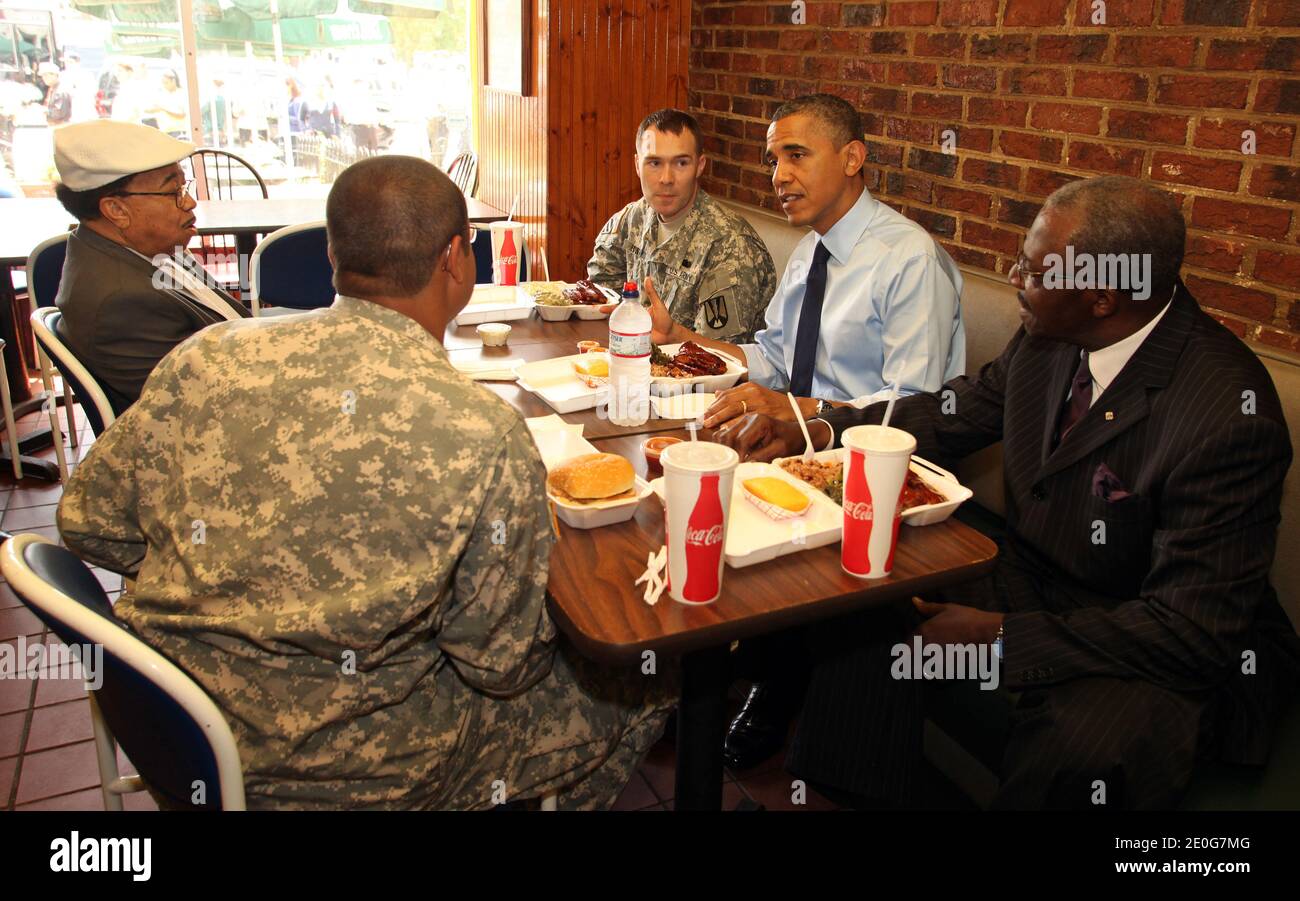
left=532, top=284, right=619, bottom=321
left=772, top=450, right=973, bottom=526
left=525, top=415, right=649, bottom=529
left=649, top=391, right=715, bottom=421
left=455, top=285, right=536, bottom=326
left=516, top=354, right=608, bottom=414
left=649, top=461, right=842, bottom=568
left=651, top=344, right=746, bottom=394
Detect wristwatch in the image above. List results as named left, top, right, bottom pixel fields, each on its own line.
left=810, top=399, right=827, bottom=418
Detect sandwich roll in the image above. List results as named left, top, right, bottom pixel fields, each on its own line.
left=546, top=453, right=636, bottom=505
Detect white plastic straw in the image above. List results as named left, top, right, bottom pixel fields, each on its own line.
left=881, top=381, right=900, bottom=429
left=788, top=392, right=816, bottom=462
left=507, top=194, right=519, bottom=222
left=540, top=245, right=551, bottom=281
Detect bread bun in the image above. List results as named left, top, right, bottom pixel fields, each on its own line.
left=547, top=453, right=635, bottom=504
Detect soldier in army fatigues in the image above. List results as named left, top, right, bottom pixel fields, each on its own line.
left=57, top=156, right=675, bottom=810
left=587, top=109, right=777, bottom=344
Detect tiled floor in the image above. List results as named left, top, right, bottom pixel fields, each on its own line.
left=0, top=385, right=966, bottom=812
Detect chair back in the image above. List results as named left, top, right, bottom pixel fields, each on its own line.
left=0, top=534, right=245, bottom=810
left=30, top=307, right=115, bottom=436
left=249, top=221, right=334, bottom=315
left=471, top=228, right=528, bottom=285
left=25, top=233, right=69, bottom=309
left=447, top=151, right=479, bottom=196
left=187, top=149, right=268, bottom=201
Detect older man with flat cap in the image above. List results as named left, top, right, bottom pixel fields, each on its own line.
left=52, top=119, right=249, bottom=414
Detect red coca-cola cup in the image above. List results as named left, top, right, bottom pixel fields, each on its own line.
left=840, top=425, right=916, bottom=580
left=660, top=441, right=739, bottom=605
left=490, top=221, right=524, bottom=286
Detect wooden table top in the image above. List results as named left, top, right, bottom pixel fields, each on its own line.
left=0, top=196, right=509, bottom=267
left=545, top=430, right=1000, bottom=665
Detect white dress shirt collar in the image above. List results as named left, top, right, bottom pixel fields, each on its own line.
left=1086, top=292, right=1175, bottom=402
left=818, top=186, right=876, bottom=266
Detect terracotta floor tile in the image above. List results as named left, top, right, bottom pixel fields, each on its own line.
left=15, top=786, right=105, bottom=811
left=0, top=667, right=35, bottom=715
left=91, top=569, right=122, bottom=593
left=611, top=771, right=660, bottom=811
left=14, top=738, right=101, bottom=805
left=25, top=697, right=94, bottom=753
left=0, top=583, right=22, bottom=610
left=34, top=672, right=90, bottom=707
left=1, top=503, right=59, bottom=531
left=0, top=709, right=26, bottom=757
left=0, top=605, right=44, bottom=641
left=662, top=780, right=751, bottom=811
left=123, top=790, right=159, bottom=811
left=0, top=755, right=15, bottom=806
left=737, top=767, right=840, bottom=811
left=5, top=484, right=65, bottom=510
left=15, top=526, right=63, bottom=545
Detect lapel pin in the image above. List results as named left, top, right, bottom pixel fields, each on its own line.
left=1104, top=411, right=1114, bottom=421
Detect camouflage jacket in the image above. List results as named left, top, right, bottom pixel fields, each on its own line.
left=587, top=191, right=777, bottom=344
left=57, top=295, right=557, bottom=808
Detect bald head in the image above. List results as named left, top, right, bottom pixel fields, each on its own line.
left=327, top=155, right=468, bottom=298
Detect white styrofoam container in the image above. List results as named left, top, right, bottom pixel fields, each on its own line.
left=531, top=284, right=618, bottom=321
left=526, top=415, right=649, bottom=529
left=772, top=450, right=973, bottom=526
left=649, top=391, right=715, bottom=421
left=650, top=461, right=842, bottom=568
left=455, top=285, right=535, bottom=326
left=650, top=344, right=747, bottom=395
left=516, top=354, right=608, bottom=413
left=549, top=477, right=653, bottom=529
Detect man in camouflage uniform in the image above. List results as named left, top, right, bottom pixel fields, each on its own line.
left=58, top=155, right=675, bottom=810
left=587, top=108, right=776, bottom=344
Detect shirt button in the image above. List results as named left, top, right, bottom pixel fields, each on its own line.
left=1031, top=485, right=1046, bottom=501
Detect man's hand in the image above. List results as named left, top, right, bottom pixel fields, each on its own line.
left=712, top=413, right=820, bottom=463
left=912, top=598, right=1003, bottom=647
left=703, top=383, right=815, bottom=430
left=597, top=277, right=685, bottom=346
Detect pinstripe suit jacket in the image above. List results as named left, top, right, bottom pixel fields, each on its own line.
left=823, top=283, right=1299, bottom=764
left=54, top=225, right=250, bottom=415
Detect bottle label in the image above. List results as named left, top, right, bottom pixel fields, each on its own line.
left=609, top=329, right=651, bottom=359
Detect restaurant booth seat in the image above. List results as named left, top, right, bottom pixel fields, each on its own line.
left=724, top=199, right=1300, bottom=810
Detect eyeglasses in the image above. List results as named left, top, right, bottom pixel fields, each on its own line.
left=1011, top=252, right=1049, bottom=288
left=115, top=179, right=194, bottom=209
left=442, top=226, right=478, bottom=268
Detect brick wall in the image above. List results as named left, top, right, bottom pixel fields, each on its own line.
left=689, top=0, right=1300, bottom=352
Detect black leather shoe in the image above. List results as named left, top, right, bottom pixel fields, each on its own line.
left=723, top=682, right=795, bottom=771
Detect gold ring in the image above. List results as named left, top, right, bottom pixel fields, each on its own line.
left=741, top=400, right=748, bottom=414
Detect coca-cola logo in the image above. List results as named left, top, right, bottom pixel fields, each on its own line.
left=497, top=254, right=518, bottom=265
left=844, top=500, right=874, bottom=521
left=686, top=524, right=724, bottom=546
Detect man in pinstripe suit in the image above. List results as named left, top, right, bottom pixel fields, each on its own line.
left=717, top=176, right=1299, bottom=808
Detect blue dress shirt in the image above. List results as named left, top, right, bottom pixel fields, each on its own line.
left=740, top=188, right=966, bottom=407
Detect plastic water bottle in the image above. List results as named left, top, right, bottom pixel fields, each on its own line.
left=608, top=280, right=652, bottom=426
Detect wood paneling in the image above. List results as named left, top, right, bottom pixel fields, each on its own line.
left=475, top=0, right=691, bottom=283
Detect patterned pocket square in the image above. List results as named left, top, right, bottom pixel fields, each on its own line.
left=1092, top=463, right=1132, bottom=502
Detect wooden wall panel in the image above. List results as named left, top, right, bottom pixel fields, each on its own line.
left=474, top=0, right=691, bottom=284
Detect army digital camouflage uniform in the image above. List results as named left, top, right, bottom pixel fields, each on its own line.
left=587, top=191, right=777, bottom=344
left=58, top=295, right=676, bottom=810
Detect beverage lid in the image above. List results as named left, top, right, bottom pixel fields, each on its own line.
left=622, top=280, right=638, bottom=292
left=661, top=440, right=738, bottom=474
left=489, top=220, right=521, bottom=230
left=841, top=424, right=916, bottom=455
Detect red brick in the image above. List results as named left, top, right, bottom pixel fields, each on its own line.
left=732, top=5, right=769, bottom=25
left=1184, top=235, right=1247, bottom=273
left=1248, top=165, right=1300, bottom=204
left=819, top=30, right=861, bottom=54
left=863, top=87, right=908, bottom=113
left=862, top=112, right=886, bottom=136
left=802, top=55, right=841, bottom=79
left=842, top=4, right=887, bottom=26
left=701, top=51, right=730, bottom=71
left=782, top=78, right=824, bottom=100
left=956, top=127, right=994, bottom=152
left=941, top=240, right=998, bottom=271
left=1255, top=79, right=1300, bottom=115
left=885, top=116, right=936, bottom=144
left=765, top=54, right=800, bottom=76
left=1255, top=250, right=1300, bottom=291
left=711, top=160, right=742, bottom=183
left=717, top=29, right=745, bottom=49
left=1206, top=38, right=1300, bottom=73
left=962, top=221, right=1021, bottom=255
left=887, top=61, right=939, bottom=86
left=1024, top=169, right=1086, bottom=197
left=1161, top=0, right=1250, bottom=26
left=1075, top=0, right=1156, bottom=25
left=734, top=142, right=764, bottom=165
left=910, top=91, right=963, bottom=118
left=934, top=185, right=994, bottom=217
left=968, top=97, right=1029, bottom=126
left=1256, top=327, right=1300, bottom=353
left=1067, top=141, right=1145, bottom=177
left=909, top=146, right=959, bottom=178
left=1035, top=34, right=1109, bottom=63
left=886, top=172, right=935, bottom=203
left=1149, top=152, right=1243, bottom=192
left=844, top=59, right=888, bottom=81
left=730, top=53, right=761, bottom=72
left=1194, top=119, right=1297, bottom=157
left=914, top=33, right=967, bottom=59
left=748, top=76, right=779, bottom=97
left=869, top=31, right=910, bottom=55
left=997, top=197, right=1043, bottom=228
left=1184, top=276, right=1277, bottom=321
left=1072, top=70, right=1148, bottom=102
left=691, top=28, right=711, bottom=49
left=1259, top=0, right=1300, bottom=26
left=864, top=139, right=905, bottom=167
left=971, top=34, right=1033, bottom=62
left=1030, top=102, right=1103, bottom=135
left=1107, top=110, right=1189, bottom=146
left=1114, top=36, right=1198, bottom=68
left=733, top=97, right=765, bottom=117
left=1005, top=0, right=1069, bottom=26
left=938, top=0, right=998, bottom=26
left=1210, top=313, right=1251, bottom=338
left=1156, top=75, right=1251, bottom=110
left=962, top=158, right=1023, bottom=189
left=778, top=30, right=819, bottom=52
left=998, top=130, right=1064, bottom=163
left=700, top=92, right=729, bottom=112
left=1005, top=68, right=1069, bottom=96
left=942, top=65, right=997, bottom=93
left=741, top=168, right=771, bottom=192
left=1191, top=197, right=1293, bottom=240
left=907, top=207, right=957, bottom=237
left=888, top=0, right=939, bottom=24
left=745, top=30, right=781, bottom=50
left=702, top=6, right=733, bottom=26
left=714, top=116, right=745, bottom=139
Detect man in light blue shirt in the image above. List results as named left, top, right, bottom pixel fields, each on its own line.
left=643, top=93, right=964, bottom=433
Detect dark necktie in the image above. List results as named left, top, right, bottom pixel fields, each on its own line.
left=789, top=241, right=831, bottom=397
left=1055, top=350, right=1093, bottom=446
